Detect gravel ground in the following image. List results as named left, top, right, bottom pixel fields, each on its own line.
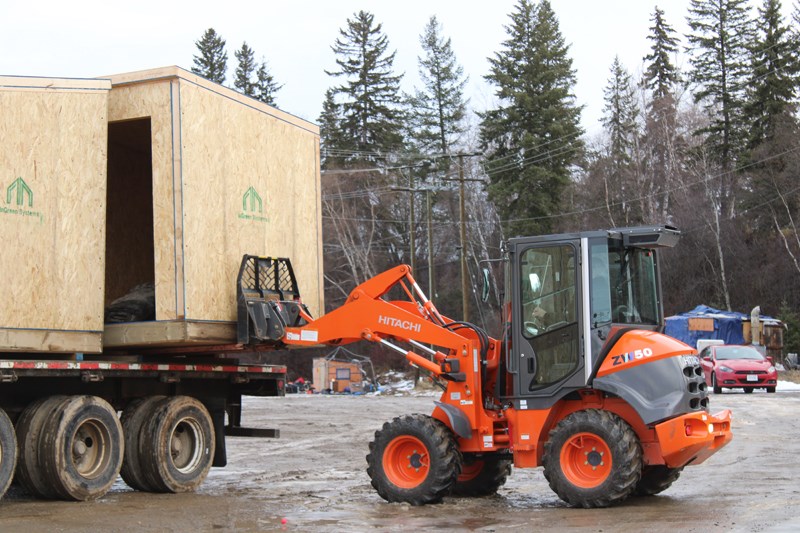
left=2, top=387, right=800, bottom=532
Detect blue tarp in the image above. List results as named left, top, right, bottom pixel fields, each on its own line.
left=664, top=305, right=774, bottom=349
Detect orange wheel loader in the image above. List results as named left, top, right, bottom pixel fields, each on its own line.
left=237, top=225, right=732, bottom=508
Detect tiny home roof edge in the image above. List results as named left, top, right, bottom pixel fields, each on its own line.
left=104, top=65, right=319, bottom=135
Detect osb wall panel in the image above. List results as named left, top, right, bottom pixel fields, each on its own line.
left=0, top=80, right=109, bottom=335
left=178, top=79, right=323, bottom=320
left=107, top=82, right=179, bottom=320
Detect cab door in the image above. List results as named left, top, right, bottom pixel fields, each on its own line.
left=512, top=241, right=584, bottom=400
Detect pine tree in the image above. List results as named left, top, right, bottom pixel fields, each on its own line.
left=744, top=0, right=799, bottom=149
left=255, top=60, right=282, bottom=106
left=686, top=0, right=754, bottom=216
left=325, top=10, right=405, bottom=162
left=480, top=0, right=583, bottom=237
left=686, top=0, right=753, bottom=151
left=318, top=88, right=345, bottom=166
left=602, top=57, right=639, bottom=166
left=234, top=42, right=257, bottom=97
left=643, top=7, right=681, bottom=110
left=407, top=16, right=468, bottom=156
left=191, top=28, right=227, bottom=84
left=641, top=6, right=682, bottom=223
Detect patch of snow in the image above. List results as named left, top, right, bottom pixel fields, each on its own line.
left=777, top=380, right=800, bottom=391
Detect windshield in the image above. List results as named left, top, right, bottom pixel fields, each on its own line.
left=715, top=346, right=765, bottom=361
left=589, top=239, right=660, bottom=326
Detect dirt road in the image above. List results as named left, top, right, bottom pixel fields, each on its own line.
left=2, top=390, right=799, bottom=532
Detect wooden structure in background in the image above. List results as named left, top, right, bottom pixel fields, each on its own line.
left=103, top=67, right=323, bottom=348
left=312, top=358, right=366, bottom=393
left=0, top=76, right=110, bottom=353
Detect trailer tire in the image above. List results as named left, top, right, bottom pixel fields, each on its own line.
left=38, top=395, right=123, bottom=501
left=633, top=465, right=682, bottom=496
left=0, top=408, right=18, bottom=500
left=367, top=414, right=461, bottom=505
left=139, top=396, right=215, bottom=493
left=451, top=453, right=511, bottom=497
left=15, top=396, right=68, bottom=499
left=120, top=396, right=166, bottom=492
left=542, top=409, right=642, bottom=508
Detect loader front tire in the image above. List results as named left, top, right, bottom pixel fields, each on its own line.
left=451, top=453, right=511, bottom=497
left=542, top=409, right=642, bottom=508
left=367, top=414, right=461, bottom=505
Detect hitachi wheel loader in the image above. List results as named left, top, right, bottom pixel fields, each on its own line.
left=238, top=225, right=732, bottom=508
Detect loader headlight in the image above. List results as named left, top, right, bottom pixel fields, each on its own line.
left=708, top=423, right=714, bottom=433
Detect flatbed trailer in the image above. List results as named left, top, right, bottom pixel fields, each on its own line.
left=0, top=352, right=286, bottom=501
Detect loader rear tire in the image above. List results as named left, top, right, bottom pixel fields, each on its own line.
left=120, top=396, right=166, bottom=492
left=139, top=396, right=215, bottom=493
left=451, top=453, right=511, bottom=497
left=38, top=395, right=123, bottom=501
left=0, top=408, right=18, bottom=500
left=633, top=465, right=682, bottom=496
left=367, top=414, right=461, bottom=505
left=542, top=409, right=642, bottom=508
left=15, top=396, right=68, bottom=499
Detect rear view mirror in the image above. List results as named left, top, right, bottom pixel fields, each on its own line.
left=481, top=268, right=491, bottom=303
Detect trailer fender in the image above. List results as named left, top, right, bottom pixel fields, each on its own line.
left=433, top=401, right=472, bottom=440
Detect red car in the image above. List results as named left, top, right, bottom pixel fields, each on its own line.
left=699, top=344, right=777, bottom=394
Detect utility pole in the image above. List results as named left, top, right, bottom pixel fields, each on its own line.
left=408, top=173, right=416, bottom=277
left=459, top=154, right=469, bottom=322
left=426, top=189, right=434, bottom=299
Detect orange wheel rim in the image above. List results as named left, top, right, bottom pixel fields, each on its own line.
left=560, top=432, right=612, bottom=488
left=382, top=435, right=429, bottom=489
left=458, top=459, right=484, bottom=482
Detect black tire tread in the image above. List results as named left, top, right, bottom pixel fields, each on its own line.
left=0, top=408, right=17, bottom=500
left=451, top=454, right=511, bottom=497
left=634, top=465, right=683, bottom=496
left=120, top=396, right=165, bottom=492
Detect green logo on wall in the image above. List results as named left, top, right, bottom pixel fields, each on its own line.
left=6, top=177, right=33, bottom=207
left=239, top=186, right=269, bottom=223
left=1, top=177, right=42, bottom=223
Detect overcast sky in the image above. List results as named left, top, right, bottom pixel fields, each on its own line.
left=0, top=1, right=793, bottom=137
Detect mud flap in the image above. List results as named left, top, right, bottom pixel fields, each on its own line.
left=433, top=401, right=472, bottom=440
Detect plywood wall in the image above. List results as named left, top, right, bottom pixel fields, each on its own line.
left=107, top=79, right=180, bottom=320
left=178, top=78, right=323, bottom=320
left=0, top=77, right=110, bottom=339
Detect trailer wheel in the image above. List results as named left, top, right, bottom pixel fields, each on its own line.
left=366, top=414, right=461, bottom=505
left=542, top=409, right=642, bottom=508
left=633, top=465, right=683, bottom=496
left=451, top=454, right=511, bottom=497
left=15, top=396, right=68, bottom=499
left=0, top=408, right=18, bottom=500
left=139, top=396, right=215, bottom=493
left=120, top=396, right=166, bottom=491
left=38, top=396, right=123, bottom=501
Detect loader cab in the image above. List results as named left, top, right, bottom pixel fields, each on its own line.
left=504, top=226, right=678, bottom=407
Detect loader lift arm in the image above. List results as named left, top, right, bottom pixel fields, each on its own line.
left=238, top=255, right=491, bottom=383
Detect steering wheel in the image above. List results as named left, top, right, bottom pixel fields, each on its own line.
left=523, top=321, right=540, bottom=336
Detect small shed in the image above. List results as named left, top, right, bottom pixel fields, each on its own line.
left=312, top=348, right=375, bottom=393
left=0, top=75, right=111, bottom=353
